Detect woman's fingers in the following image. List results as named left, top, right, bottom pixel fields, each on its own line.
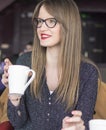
left=65, top=116, right=83, bottom=123
left=64, top=111, right=83, bottom=123
left=71, top=110, right=82, bottom=117
left=1, top=58, right=12, bottom=87
left=62, top=110, right=85, bottom=130
left=1, top=73, right=9, bottom=87
left=61, top=125, right=76, bottom=130
left=3, top=58, right=12, bottom=72
left=4, top=58, right=12, bottom=65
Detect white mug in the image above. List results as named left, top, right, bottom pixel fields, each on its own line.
left=89, top=119, right=106, bottom=130
left=8, top=65, right=35, bottom=95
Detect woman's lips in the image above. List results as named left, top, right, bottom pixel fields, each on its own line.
left=41, top=34, right=51, bottom=40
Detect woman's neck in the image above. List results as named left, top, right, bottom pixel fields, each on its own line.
left=46, top=46, right=60, bottom=91
left=46, top=46, right=59, bottom=68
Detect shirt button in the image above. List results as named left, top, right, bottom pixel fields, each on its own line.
left=46, top=118, right=49, bottom=122
left=49, top=97, right=51, bottom=100
left=49, top=102, right=51, bottom=105
left=47, top=113, right=50, bottom=116
left=17, top=110, right=21, bottom=116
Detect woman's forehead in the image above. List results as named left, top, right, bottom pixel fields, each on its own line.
left=38, top=5, right=53, bottom=18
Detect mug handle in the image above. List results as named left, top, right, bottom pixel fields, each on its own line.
left=24, top=69, right=35, bottom=90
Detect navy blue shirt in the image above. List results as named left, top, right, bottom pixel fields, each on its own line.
left=8, top=52, right=98, bottom=130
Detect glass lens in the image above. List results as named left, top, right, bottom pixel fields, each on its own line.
left=33, top=18, right=42, bottom=28
left=46, top=18, right=57, bottom=28
left=37, top=18, right=43, bottom=27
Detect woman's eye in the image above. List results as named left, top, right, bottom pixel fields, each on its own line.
left=49, top=19, right=55, bottom=23
left=38, top=19, right=42, bottom=24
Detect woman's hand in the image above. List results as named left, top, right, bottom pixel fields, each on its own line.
left=62, top=110, right=85, bottom=130
left=1, top=58, right=12, bottom=87
left=2, top=58, right=21, bottom=106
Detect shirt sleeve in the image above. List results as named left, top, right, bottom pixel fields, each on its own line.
left=76, top=63, right=98, bottom=130
left=7, top=95, right=27, bottom=128
left=7, top=52, right=32, bottom=129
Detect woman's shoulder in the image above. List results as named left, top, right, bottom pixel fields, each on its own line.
left=80, top=59, right=99, bottom=79
left=81, top=61, right=97, bottom=71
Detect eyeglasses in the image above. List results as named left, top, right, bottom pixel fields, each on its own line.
left=33, top=18, right=57, bottom=28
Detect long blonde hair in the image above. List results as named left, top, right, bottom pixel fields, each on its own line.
left=31, top=0, right=82, bottom=110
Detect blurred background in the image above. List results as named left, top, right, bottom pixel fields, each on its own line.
left=0, top=0, right=106, bottom=80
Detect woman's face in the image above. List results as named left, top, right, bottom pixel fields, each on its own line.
left=36, top=5, right=61, bottom=47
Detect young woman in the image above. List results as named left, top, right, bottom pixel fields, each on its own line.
left=2, top=0, right=99, bottom=130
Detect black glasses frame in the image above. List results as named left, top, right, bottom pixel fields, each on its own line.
left=33, top=18, right=57, bottom=28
